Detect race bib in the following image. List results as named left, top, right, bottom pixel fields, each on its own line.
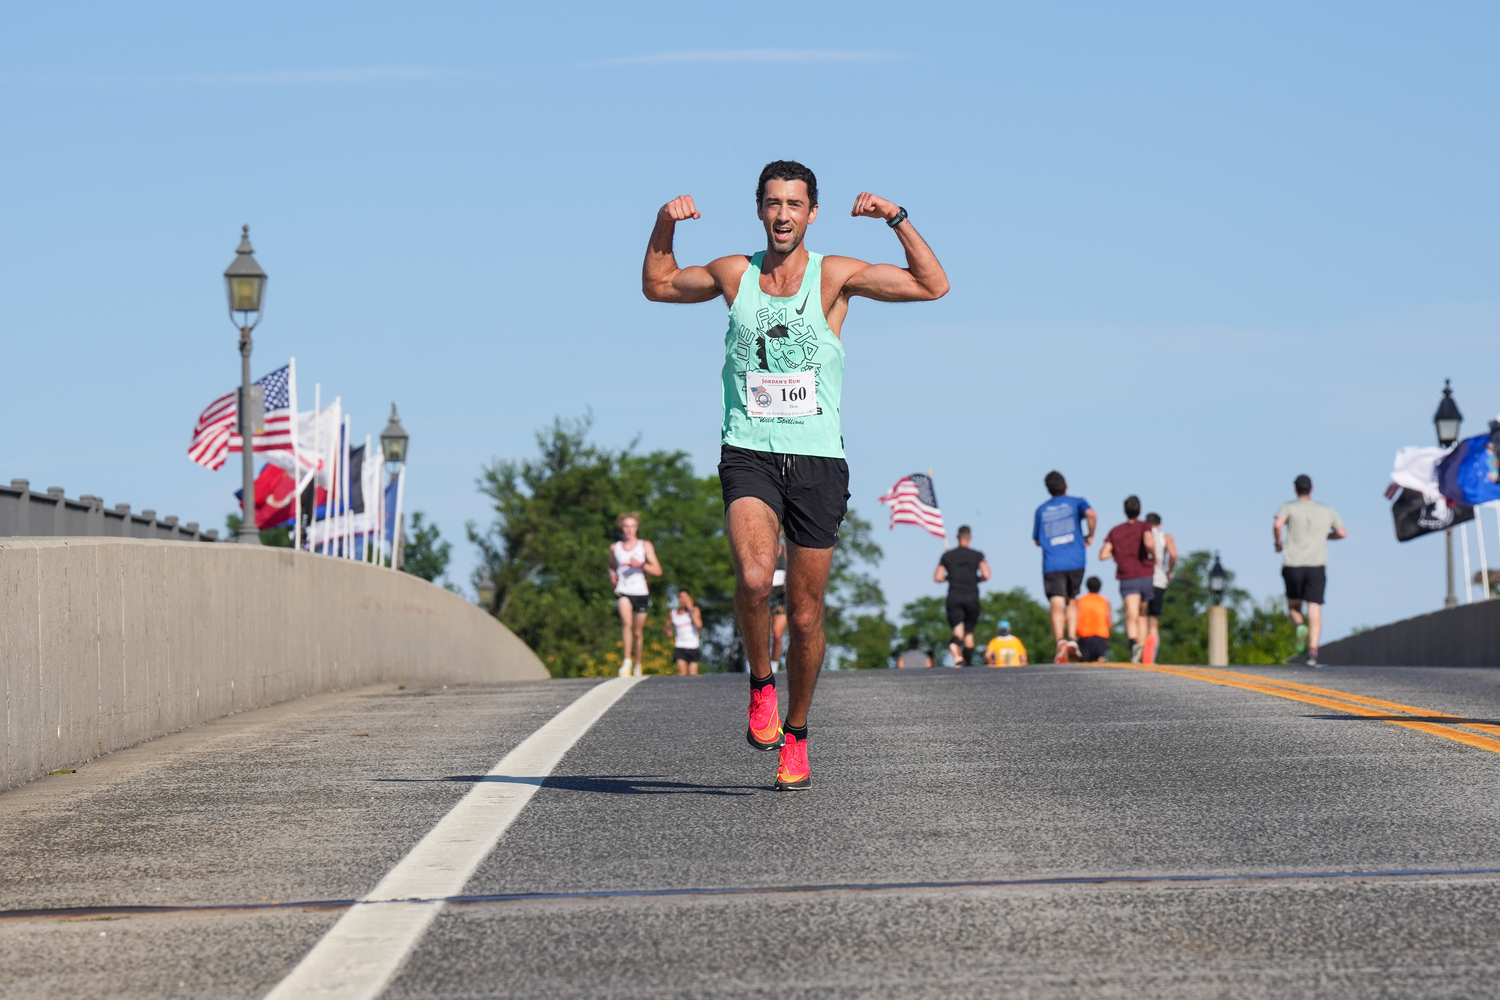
left=746, top=371, right=817, bottom=419
left=1049, top=533, right=1075, bottom=546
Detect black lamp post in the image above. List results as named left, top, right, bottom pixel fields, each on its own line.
left=380, top=404, right=409, bottom=464
left=1208, top=552, right=1227, bottom=607
left=380, top=403, right=409, bottom=569
left=224, top=226, right=267, bottom=544
left=1435, top=379, right=1464, bottom=607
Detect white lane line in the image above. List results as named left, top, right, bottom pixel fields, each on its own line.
left=264, top=676, right=645, bottom=1000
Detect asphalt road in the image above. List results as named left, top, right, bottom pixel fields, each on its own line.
left=6, top=663, right=1500, bottom=998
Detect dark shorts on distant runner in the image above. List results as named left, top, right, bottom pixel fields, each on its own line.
left=946, top=597, right=980, bottom=632
left=1147, top=586, right=1166, bottom=617
left=1043, top=569, right=1085, bottom=601
left=617, top=593, right=649, bottom=614
left=1078, top=636, right=1111, bottom=662
left=1282, top=566, right=1327, bottom=604
left=1119, top=576, right=1154, bottom=601
left=769, top=586, right=787, bottom=615
left=719, top=445, right=850, bottom=550
left=673, top=646, right=701, bottom=663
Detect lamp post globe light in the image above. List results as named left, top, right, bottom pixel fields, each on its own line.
left=1435, top=379, right=1464, bottom=607
left=1206, top=551, right=1229, bottom=667
left=224, top=226, right=267, bottom=544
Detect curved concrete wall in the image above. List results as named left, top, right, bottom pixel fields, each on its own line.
left=0, top=537, right=548, bottom=790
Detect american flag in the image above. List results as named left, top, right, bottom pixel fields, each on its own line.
left=878, top=473, right=946, bottom=539
left=187, top=364, right=294, bottom=471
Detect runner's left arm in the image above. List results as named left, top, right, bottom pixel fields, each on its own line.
left=1164, top=533, right=1179, bottom=578
left=642, top=541, right=663, bottom=577
left=978, top=559, right=992, bottom=582
left=1084, top=509, right=1097, bottom=546
left=841, top=193, right=950, bottom=302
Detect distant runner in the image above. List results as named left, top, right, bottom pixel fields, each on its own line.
left=1142, top=512, right=1178, bottom=665
left=768, top=535, right=788, bottom=672
left=1099, top=496, right=1155, bottom=664
left=1075, top=577, right=1113, bottom=662
left=1033, top=471, right=1096, bottom=664
left=666, top=589, right=704, bottom=676
left=935, top=525, right=991, bottom=666
left=609, top=512, right=662, bottom=677
left=897, top=635, right=933, bottom=669
left=1274, top=474, right=1347, bottom=667
left=643, top=160, right=949, bottom=789
left=984, top=620, right=1028, bottom=666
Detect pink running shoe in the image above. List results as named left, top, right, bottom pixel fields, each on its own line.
left=775, top=732, right=810, bottom=790
left=746, top=682, right=784, bottom=751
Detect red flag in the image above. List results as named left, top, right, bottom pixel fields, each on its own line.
left=240, top=464, right=297, bottom=530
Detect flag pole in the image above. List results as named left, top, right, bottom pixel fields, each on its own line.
left=343, top=414, right=353, bottom=559
left=289, top=357, right=302, bottom=552
left=392, top=465, right=407, bottom=572
left=929, top=467, right=949, bottom=550
left=312, top=384, right=322, bottom=552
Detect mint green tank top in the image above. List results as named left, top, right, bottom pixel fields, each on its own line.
left=720, top=252, right=846, bottom=458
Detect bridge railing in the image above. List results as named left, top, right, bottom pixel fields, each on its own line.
left=0, top=479, right=219, bottom=541
left=0, top=537, right=548, bottom=790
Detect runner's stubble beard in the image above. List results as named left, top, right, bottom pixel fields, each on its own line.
left=766, top=219, right=805, bottom=256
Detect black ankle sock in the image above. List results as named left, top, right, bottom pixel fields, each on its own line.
left=785, top=723, right=808, bottom=742
left=751, top=672, right=775, bottom=691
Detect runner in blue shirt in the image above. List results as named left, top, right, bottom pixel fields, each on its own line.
left=1032, top=471, right=1097, bottom=663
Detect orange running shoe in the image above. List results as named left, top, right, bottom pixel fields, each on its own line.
left=746, top=682, right=784, bottom=751
left=1142, top=634, right=1159, bottom=664
left=775, top=732, right=810, bottom=790
left=1053, top=639, right=1070, bottom=664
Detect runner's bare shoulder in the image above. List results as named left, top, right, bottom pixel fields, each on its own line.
left=709, top=255, right=754, bottom=305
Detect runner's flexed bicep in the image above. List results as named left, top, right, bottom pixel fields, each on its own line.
left=642, top=196, right=751, bottom=305
left=820, top=193, right=948, bottom=333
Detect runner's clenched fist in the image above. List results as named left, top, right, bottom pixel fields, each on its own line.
left=659, top=195, right=701, bottom=222
left=850, top=192, right=899, bottom=222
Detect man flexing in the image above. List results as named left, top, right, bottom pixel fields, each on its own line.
left=643, top=160, right=948, bottom=789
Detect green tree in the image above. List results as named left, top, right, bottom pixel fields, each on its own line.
left=467, top=415, right=735, bottom=676
left=898, top=586, right=1053, bottom=665
left=401, top=511, right=453, bottom=585
left=823, top=510, right=893, bottom=669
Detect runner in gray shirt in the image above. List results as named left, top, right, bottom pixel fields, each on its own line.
left=1273, top=474, right=1347, bottom=666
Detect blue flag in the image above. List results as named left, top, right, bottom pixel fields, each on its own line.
left=1436, top=433, right=1500, bottom=506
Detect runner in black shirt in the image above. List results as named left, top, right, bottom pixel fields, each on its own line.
left=934, top=525, right=991, bottom=666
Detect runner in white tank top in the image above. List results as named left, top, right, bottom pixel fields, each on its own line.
left=1142, top=513, right=1177, bottom=664
left=665, top=589, right=705, bottom=676
left=609, top=513, right=661, bottom=676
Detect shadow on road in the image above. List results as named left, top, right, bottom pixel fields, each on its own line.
left=374, top=775, right=759, bottom=796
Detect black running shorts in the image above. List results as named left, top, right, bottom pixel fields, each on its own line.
left=1078, top=636, right=1111, bottom=662
left=719, top=445, right=850, bottom=550
left=768, top=586, right=787, bottom=615
left=1147, top=586, right=1166, bottom=617
left=673, top=646, right=701, bottom=663
left=1282, top=566, right=1327, bottom=604
left=1043, top=569, right=1084, bottom=601
left=946, top=596, right=980, bottom=632
left=617, top=593, right=649, bottom=614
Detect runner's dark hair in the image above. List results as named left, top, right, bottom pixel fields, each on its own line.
left=1124, top=495, right=1141, bottom=518
left=1294, top=474, right=1312, bottom=495
left=1086, top=576, right=1102, bottom=593
left=1044, top=471, right=1066, bottom=496
left=757, top=160, right=818, bottom=207
left=907, top=635, right=921, bottom=649
left=957, top=525, right=971, bottom=541
left=1145, top=512, right=1161, bottom=526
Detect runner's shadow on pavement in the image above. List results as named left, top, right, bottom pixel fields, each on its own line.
left=375, top=775, right=758, bottom=796
left=1308, top=714, right=1500, bottom=725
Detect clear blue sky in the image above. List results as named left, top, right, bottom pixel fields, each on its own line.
left=3, top=2, right=1496, bottom=641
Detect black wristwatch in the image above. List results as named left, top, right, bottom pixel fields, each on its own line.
left=887, top=206, right=908, bottom=228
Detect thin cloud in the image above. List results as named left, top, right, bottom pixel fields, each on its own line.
left=585, top=49, right=904, bottom=68
left=2, top=67, right=479, bottom=88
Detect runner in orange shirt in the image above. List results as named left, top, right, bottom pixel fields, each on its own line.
left=1075, top=576, right=1114, bottom=663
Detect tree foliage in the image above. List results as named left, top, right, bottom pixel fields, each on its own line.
left=468, top=415, right=886, bottom=676
left=823, top=510, right=892, bottom=669
left=401, top=511, right=453, bottom=585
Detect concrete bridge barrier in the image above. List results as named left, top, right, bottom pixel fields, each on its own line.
left=0, top=537, right=548, bottom=790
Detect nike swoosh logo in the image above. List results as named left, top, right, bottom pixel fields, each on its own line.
left=794, top=293, right=810, bottom=315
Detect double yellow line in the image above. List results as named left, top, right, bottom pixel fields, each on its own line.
left=1101, top=662, right=1500, bottom=756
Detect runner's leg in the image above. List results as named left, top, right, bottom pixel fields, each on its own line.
left=676, top=657, right=688, bottom=676
left=728, top=497, right=780, bottom=678
left=1065, top=598, right=1078, bottom=641
left=1307, top=601, right=1322, bottom=654
left=1049, top=596, right=1067, bottom=641
left=632, top=611, right=646, bottom=674
left=784, top=541, right=836, bottom=730
left=949, top=622, right=965, bottom=668
left=616, top=596, right=635, bottom=672
left=1124, top=593, right=1143, bottom=644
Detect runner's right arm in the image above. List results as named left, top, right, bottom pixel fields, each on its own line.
left=641, top=196, right=749, bottom=304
